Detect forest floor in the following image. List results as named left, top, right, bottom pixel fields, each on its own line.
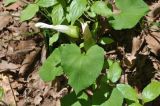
left=0, top=0, right=160, bottom=106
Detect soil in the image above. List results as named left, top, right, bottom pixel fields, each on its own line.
left=0, top=0, right=160, bottom=106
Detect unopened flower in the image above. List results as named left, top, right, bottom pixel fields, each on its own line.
left=35, top=22, right=79, bottom=38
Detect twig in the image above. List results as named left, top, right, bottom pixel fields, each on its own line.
left=0, top=100, right=8, bottom=106
left=7, top=75, right=17, bottom=106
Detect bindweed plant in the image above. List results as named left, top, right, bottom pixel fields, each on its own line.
left=5, top=0, right=160, bottom=105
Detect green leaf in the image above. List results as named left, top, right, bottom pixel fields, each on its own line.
left=61, top=92, right=90, bottom=106
left=92, top=83, right=112, bottom=105
left=20, top=4, right=39, bottom=22
left=36, top=0, right=57, bottom=7
left=107, top=59, right=114, bottom=67
left=4, top=0, right=16, bottom=6
left=107, top=61, right=122, bottom=83
left=91, top=1, right=113, bottom=17
left=49, top=33, right=59, bottom=45
left=61, top=92, right=78, bottom=106
left=61, top=44, right=104, bottom=93
left=129, top=103, right=142, bottom=106
left=142, top=80, right=160, bottom=103
left=101, top=88, right=123, bottom=106
left=68, top=0, right=87, bottom=24
left=0, top=87, right=4, bottom=100
left=81, top=22, right=95, bottom=50
left=51, top=3, right=64, bottom=25
left=100, top=37, right=114, bottom=45
left=117, top=84, right=139, bottom=102
left=39, top=48, right=63, bottom=82
left=109, top=0, right=149, bottom=30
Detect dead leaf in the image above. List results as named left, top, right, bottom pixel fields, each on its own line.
left=34, top=93, right=42, bottom=105
left=131, top=36, right=144, bottom=55
left=145, top=34, right=160, bottom=56
left=123, top=36, right=144, bottom=68
left=16, top=40, right=36, bottom=51
left=0, top=75, right=16, bottom=106
left=0, top=12, right=12, bottom=30
left=0, top=60, right=20, bottom=72
left=28, top=70, right=46, bottom=90
left=19, top=48, right=41, bottom=76
left=6, top=1, right=25, bottom=11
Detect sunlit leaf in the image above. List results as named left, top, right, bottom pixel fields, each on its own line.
left=100, top=37, right=114, bottom=45
left=91, top=1, right=113, bottom=17
left=39, top=48, right=63, bottom=82
left=129, top=103, right=142, bottom=106
left=109, top=0, right=149, bottom=29
left=51, top=3, right=64, bottom=25
left=107, top=61, right=122, bottom=83
left=81, top=22, right=95, bottom=50
left=101, top=88, right=123, bottom=106
left=142, top=80, right=160, bottom=103
left=117, top=84, right=139, bottom=102
left=49, top=33, right=59, bottom=45
left=68, top=0, right=87, bottom=24
left=20, top=4, right=39, bottom=21
left=36, top=0, right=57, bottom=7
left=61, top=44, right=104, bottom=93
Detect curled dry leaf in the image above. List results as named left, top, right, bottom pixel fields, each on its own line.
left=124, top=36, right=143, bottom=68
left=145, top=35, right=160, bottom=56
left=19, top=47, right=41, bottom=76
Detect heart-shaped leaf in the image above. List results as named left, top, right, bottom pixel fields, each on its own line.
left=39, top=48, right=63, bottom=82
left=142, top=80, right=160, bottom=103
left=109, top=0, right=149, bottom=30
left=117, top=84, right=139, bottom=102
left=61, top=44, right=104, bottom=93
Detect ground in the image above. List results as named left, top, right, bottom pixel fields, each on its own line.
left=0, top=0, right=160, bottom=106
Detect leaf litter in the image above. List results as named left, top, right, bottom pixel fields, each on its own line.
left=0, top=0, right=160, bottom=106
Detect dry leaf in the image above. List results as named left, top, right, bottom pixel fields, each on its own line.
left=145, top=35, right=160, bottom=56
left=0, top=60, right=20, bottom=72
left=6, top=1, right=25, bottom=11
left=0, top=12, right=12, bottom=30
left=0, top=75, right=16, bottom=106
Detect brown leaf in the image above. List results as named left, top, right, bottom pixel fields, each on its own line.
left=0, top=12, right=12, bottom=30
left=16, top=40, right=36, bottom=51
left=0, top=60, right=20, bottom=72
left=131, top=36, right=143, bottom=55
left=0, top=75, right=16, bottom=106
left=6, top=1, right=25, bottom=11
left=34, top=94, right=42, bottom=105
left=19, top=48, right=41, bottom=76
left=145, top=34, right=160, bottom=56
